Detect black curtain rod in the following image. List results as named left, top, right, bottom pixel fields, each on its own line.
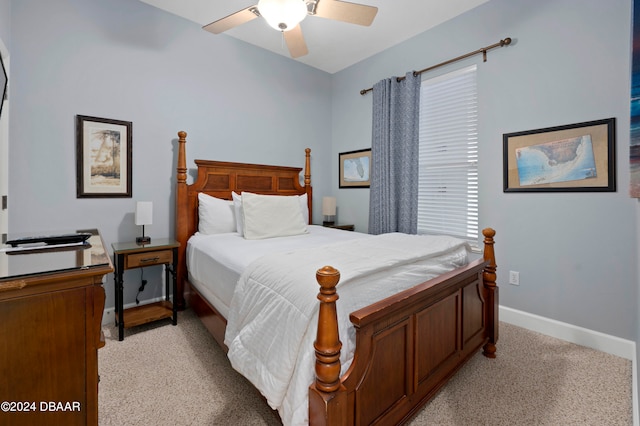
left=359, top=37, right=512, bottom=95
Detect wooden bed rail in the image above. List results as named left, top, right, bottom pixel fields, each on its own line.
left=310, top=228, right=498, bottom=425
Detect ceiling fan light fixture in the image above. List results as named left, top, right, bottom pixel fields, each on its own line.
left=258, top=0, right=307, bottom=32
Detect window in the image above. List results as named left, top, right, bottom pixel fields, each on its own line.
left=417, top=65, right=479, bottom=247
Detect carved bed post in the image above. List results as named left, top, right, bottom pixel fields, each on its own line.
left=175, top=131, right=188, bottom=309
left=304, top=148, right=313, bottom=224
left=481, top=228, right=499, bottom=358
left=309, top=266, right=347, bottom=426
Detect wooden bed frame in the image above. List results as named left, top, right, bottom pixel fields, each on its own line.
left=174, top=131, right=499, bottom=425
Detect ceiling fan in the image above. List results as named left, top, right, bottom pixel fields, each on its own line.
left=203, top=0, right=378, bottom=58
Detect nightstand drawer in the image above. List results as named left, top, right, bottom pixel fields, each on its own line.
left=125, top=250, right=173, bottom=269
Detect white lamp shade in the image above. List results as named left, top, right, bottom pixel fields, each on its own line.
left=322, top=197, right=337, bottom=216
left=258, top=0, right=307, bottom=31
left=135, top=201, right=153, bottom=226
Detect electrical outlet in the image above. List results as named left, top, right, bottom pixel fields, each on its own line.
left=509, top=271, right=520, bottom=285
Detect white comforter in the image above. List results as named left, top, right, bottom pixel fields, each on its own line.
left=224, top=232, right=469, bottom=426
left=187, top=226, right=366, bottom=318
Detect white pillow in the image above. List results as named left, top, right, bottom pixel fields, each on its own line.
left=241, top=192, right=308, bottom=240
left=233, top=191, right=309, bottom=236
left=232, top=191, right=244, bottom=236
left=198, top=193, right=236, bottom=234
left=299, top=193, right=309, bottom=224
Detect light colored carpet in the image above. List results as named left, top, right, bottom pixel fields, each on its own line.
left=99, top=309, right=632, bottom=425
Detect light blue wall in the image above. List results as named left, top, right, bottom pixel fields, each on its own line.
left=5, top=0, right=640, bottom=412
left=0, top=0, right=10, bottom=49
left=0, top=0, right=10, bottom=104
left=331, top=0, right=639, bottom=405
left=6, top=0, right=639, bottom=379
left=332, top=0, right=638, bottom=342
left=7, top=0, right=333, bottom=308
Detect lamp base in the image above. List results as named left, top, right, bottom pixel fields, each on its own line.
left=136, top=236, right=151, bottom=245
left=323, top=215, right=335, bottom=226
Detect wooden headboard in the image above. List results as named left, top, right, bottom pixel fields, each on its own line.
left=174, top=131, right=313, bottom=307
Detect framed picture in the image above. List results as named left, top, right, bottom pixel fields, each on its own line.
left=76, top=115, right=132, bottom=198
left=339, top=148, right=371, bottom=188
left=0, top=52, right=7, bottom=119
left=503, top=118, right=616, bottom=192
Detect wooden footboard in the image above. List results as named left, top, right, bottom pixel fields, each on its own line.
left=310, top=229, right=498, bottom=426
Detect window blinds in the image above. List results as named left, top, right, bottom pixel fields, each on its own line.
left=417, top=65, right=478, bottom=245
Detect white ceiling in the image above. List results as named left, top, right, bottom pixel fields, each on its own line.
left=139, top=0, right=489, bottom=74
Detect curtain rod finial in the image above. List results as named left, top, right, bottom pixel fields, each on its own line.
left=502, top=37, right=512, bottom=46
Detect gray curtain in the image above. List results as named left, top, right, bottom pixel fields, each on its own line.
left=368, top=71, right=421, bottom=235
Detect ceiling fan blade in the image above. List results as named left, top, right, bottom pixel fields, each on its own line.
left=283, top=25, right=308, bottom=58
left=313, top=0, right=378, bottom=26
left=203, top=6, right=259, bottom=34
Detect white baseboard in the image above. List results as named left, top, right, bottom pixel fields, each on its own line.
left=102, top=307, right=115, bottom=326
left=499, top=306, right=635, bottom=359
left=499, top=306, right=638, bottom=426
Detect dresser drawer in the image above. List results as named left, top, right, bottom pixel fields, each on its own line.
left=125, top=250, right=173, bottom=269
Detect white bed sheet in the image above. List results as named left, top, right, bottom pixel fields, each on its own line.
left=186, top=225, right=368, bottom=318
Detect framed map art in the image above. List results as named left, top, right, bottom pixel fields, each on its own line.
left=339, top=148, right=371, bottom=188
left=503, top=118, right=616, bottom=192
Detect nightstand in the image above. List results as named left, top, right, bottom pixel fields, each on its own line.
left=322, top=223, right=355, bottom=231
left=112, top=239, right=179, bottom=341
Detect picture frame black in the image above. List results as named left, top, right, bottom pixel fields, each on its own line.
left=0, top=52, right=7, bottom=119
left=76, top=115, right=132, bottom=198
left=339, top=148, right=371, bottom=188
left=503, top=118, right=616, bottom=193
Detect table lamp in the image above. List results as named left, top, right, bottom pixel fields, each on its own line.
left=135, top=201, right=152, bottom=244
left=322, top=196, right=336, bottom=226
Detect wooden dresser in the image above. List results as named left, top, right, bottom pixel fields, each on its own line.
left=0, top=229, right=113, bottom=426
